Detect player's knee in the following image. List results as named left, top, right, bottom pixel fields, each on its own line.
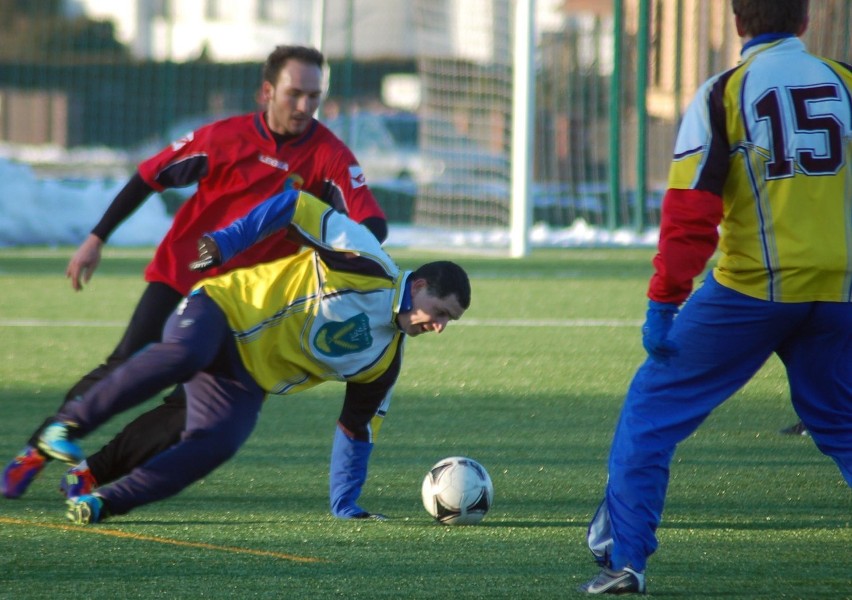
left=157, top=344, right=210, bottom=380
left=182, top=428, right=243, bottom=463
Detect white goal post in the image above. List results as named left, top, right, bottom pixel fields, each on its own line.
left=510, top=0, right=536, bottom=258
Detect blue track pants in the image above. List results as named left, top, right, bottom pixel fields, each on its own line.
left=595, top=274, right=852, bottom=571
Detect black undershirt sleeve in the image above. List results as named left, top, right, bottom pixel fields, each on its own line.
left=338, top=341, right=402, bottom=441
left=90, top=172, right=155, bottom=242
left=360, top=216, right=388, bottom=243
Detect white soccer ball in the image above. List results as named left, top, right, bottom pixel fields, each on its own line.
left=421, top=456, right=494, bottom=525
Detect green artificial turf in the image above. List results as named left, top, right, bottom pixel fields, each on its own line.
left=0, top=246, right=848, bottom=598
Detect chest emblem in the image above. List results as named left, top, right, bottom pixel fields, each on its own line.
left=315, top=313, right=373, bottom=356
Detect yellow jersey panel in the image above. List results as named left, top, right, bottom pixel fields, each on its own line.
left=194, top=193, right=406, bottom=394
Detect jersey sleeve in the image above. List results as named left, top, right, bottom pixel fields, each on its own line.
left=648, top=73, right=728, bottom=304
left=206, top=189, right=300, bottom=263
left=136, top=124, right=214, bottom=191
left=314, top=131, right=386, bottom=224
left=648, top=188, right=723, bottom=304
left=208, top=190, right=395, bottom=277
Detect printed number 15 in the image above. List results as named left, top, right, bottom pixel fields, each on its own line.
left=754, top=84, right=844, bottom=178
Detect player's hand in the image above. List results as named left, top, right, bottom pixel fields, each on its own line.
left=66, top=234, right=104, bottom=291
left=352, top=512, right=388, bottom=521
left=642, top=300, right=679, bottom=363
left=319, top=179, right=346, bottom=213
left=188, top=235, right=221, bottom=272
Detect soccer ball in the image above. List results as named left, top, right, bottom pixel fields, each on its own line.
left=421, top=456, right=494, bottom=525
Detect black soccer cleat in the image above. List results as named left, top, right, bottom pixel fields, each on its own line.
left=779, top=420, right=809, bottom=436
left=579, top=566, right=646, bottom=594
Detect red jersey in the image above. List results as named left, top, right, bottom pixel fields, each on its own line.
left=137, top=112, right=385, bottom=295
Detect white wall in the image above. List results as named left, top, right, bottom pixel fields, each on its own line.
left=72, top=0, right=314, bottom=61
left=321, top=0, right=416, bottom=60
left=70, top=0, right=567, bottom=62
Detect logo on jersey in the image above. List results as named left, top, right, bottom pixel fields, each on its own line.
left=283, top=174, right=304, bottom=192
left=314, top=313, right=373, bottom=356
left=349, top=165, right=367, bottom=188
left=171, top=131, right=194, bottom=152
left=259, top=154, right=289, bottom=171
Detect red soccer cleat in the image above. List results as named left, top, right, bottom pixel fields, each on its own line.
left=2, top=446, right=47, bottom=499
left=60, top=465, right=98, bottom=498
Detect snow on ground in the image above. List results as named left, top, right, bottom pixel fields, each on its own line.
left=0, top=154, right=658, bottom=250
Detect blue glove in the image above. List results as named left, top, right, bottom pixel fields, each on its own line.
left=642, top=300, right=679, bottom=363
left=330, top=425, right=375, bottom=518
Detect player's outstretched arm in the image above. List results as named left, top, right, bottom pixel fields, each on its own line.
left=328, top=349, right=400, bottom=519
left=192, top=189, right=301, bottom=270
left=67, top=173, right=155, bottom=290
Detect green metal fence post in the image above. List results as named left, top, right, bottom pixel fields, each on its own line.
left=607, top=0, right=623, bottom=230
left=635, top=0, right=649, bottom=231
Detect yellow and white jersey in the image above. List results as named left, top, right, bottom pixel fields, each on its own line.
left=669, top=37, right=852, bottom=302
left=194, top=192, right=407, bottom=395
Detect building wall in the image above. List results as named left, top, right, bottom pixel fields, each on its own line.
left=630, top=0, right=739, bottom=121
left=72, top=0, right=568, bottom=62
left=74, top=0, right=314, bottom=61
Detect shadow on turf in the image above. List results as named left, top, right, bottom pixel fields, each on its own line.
left=21, top=510, right=847, bottom=533
left=660, top=517, right=851, bottom=531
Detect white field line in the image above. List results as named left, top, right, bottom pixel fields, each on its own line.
left=0, top=318, right=641, bottom=328
left=0, top=318, right=126, bottom=327
left=460, top=318, right=641, bottom=327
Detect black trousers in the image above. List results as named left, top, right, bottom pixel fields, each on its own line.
left=30, top=281, right=188, bottom=485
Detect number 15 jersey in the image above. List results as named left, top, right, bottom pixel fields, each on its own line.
left=669, top=37, right=852, bottom=302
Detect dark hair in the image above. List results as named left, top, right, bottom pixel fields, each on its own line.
left=732, top=0, right=808, bottom=36
left=412, top=261, right=471, bottom=309
left=262, top=45, right=324, bottom=85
